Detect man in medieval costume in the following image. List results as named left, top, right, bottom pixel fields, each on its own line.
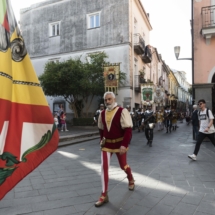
left=171, top=109, right=178, bottom=131
left=126, top=105, right=135, bottom=130
left=164, top=106, right=173, bottom=133
left=143, top=104, right=156, bottom=147
left=95, top=92, right=135, bottom=207
left=156, top=109, right=164, bottom=131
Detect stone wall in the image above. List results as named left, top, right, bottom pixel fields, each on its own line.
left=20, top=0, right=129, bottom=57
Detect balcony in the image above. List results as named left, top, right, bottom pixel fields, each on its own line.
left=134, top=75, right=146, bottom=92
left=142, top=45, right=152, bottom=63
left=133, top=34, right=145, bottom=55
left=201, top=5, right=215, bottom=44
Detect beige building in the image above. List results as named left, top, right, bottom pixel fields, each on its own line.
left=132, top=0, right=153, bottom=109
left=172, top=70, right=192, bottom=112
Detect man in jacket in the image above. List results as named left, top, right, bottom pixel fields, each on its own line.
left=191, top=105, right=199, bottom=141
left=143, top=104, right=156, bottom=147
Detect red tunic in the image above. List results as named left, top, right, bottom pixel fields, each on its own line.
left=99, top=107, right=132, bottom=153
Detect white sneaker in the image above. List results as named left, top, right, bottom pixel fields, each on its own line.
left=188, top=154, right=197, bottom=161
left=61, top=130, right=63, bottom=132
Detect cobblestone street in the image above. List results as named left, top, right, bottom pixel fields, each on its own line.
left=1, top=123, right=215, bottom=215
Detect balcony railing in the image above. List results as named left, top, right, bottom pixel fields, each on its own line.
left=142, top=45, right=152, bottom=64
left=202, top=5, right=215, bottom=28
left=134, top=75, right=146, bottom=92
left=133, top=34, right=145, bottom=55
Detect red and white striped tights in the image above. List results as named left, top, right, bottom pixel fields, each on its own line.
left=101, top=151, right=133, bottom=194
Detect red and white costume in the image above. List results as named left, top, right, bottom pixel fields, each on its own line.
left=98, top=104, right=133, bottom=194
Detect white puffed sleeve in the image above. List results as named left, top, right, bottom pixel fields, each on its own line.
left=98, top=113, right=104, bottom=130
left=120, top=109, right=133, bottom=129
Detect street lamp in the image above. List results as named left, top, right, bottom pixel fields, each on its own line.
left=174, top=0, right=195, bottom=140
left=174, top=46, right=180, bottom=60
left=174, top=46, right=192, bottom=61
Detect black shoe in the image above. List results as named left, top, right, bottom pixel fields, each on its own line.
left=146, top=140, right=149, bottom=145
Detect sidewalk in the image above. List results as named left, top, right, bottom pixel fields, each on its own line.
left=58, top=126, right=99, bottom=147
left=1, top=123, right=215, bottom=215
left=58, top=125, right=98, bottom=137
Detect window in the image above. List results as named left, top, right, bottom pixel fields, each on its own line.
left=49, top=58, right=60, bottom=63
left=87, top=12, right=101, bottom=29
left=49, top=22, right=60, bottom=37
left=86, top=52, right=101, bottom=63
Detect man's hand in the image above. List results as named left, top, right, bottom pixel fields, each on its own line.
left=119, top=146, right=127, bottom=155
left=204, top=127, right=209, bottom=132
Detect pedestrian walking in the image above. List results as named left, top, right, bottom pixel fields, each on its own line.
left=60, top=112, right=68, bottom=132
left=171, top=109, right=178, bottom=131
left=191, top=104, right=199, bottom=141
left=57, top=104, right=64, bottom=129
left=164, top=106, right=173, bottom=133
left=143, top=104, right=156, bottom=147
left=136, top=108, right=143, bottom=132
left=93, top=104, right=104, bottom=126
left=188, top=99, right=215, bottom=161
left=95, top=92, right=134, bottom=207
left=54, top=113, right=59, bottom=127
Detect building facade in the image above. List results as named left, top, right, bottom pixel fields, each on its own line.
left=173, top=70, right=192, bottom=112
left=193, top=0, right=215, bottom=113
left=20, top=0, right=152, bottom=116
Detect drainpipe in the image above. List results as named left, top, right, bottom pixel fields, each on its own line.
left=191, top=0, right=195, bottom=105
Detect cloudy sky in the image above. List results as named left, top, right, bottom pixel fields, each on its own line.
left=11, top=0, right=192, bottom=83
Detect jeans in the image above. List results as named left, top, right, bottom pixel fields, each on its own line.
left=193, top=126, right=199, bottom=140
left=194, top=132, right=215, bottom=155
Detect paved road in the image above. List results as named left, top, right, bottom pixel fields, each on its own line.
left=1, top=123, right=215, bottom=215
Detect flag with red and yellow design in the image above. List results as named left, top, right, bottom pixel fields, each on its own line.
left=0, top=0, right=59, bottom=200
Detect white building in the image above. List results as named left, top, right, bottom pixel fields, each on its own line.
left=20, top=0, right=153, bottom=118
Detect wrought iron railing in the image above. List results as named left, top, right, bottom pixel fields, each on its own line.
left=133, top=34, right=145, bottom=51
left=202, top=5, right=215, bottom=28
left=145, top=46, right=152, bottom=58
left=134, top=75, right=146, bottom=88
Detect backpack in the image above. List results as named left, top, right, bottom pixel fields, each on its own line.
left=198, top=108, right=209, bottom=118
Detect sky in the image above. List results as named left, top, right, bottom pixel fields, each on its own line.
left=11, top=0, right=192, bottom=84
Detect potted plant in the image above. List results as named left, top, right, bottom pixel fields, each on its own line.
left=139, top=69, right=146, bottom=83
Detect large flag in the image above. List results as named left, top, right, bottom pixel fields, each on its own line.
left=0, top=0, right=59, bottom=200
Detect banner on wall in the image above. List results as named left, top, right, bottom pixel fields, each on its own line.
left=103, top=63, right=120, bottom=95
left=141, top=85, right=154, bottom=105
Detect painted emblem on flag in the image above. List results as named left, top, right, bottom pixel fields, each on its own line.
left=142, top=87, right=153, bottom=101
left=0, top=0, right=59, bottom=200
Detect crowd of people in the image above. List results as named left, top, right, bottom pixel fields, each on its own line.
left=54, top=104, right=69, bottom=132
left=93, top=102, right=194, bottom=149
left=89, top=94, right=214, bottom=207
left=126, top=105, right=191, bottom=134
